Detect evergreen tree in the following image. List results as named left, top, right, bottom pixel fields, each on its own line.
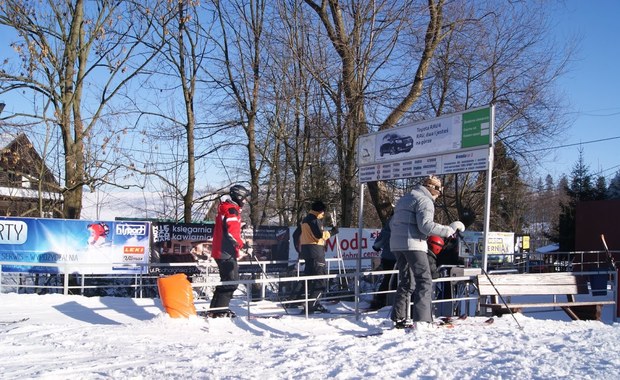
left=557, top=149, right=598, bottom=251
left=594, top=175, right=607, bottom=200
left=490, top=141, right=527, bottom=232
left=547, top=175, right=567, bottom=244
left=607, top=170, right=620, bottom=199
left=524, top=176, right=547, bottom=249
left=529, top=174, right=560, bottom=249
left=567, top=152, right=593, bottom=200
left=545, top=174, right=555, bottom=193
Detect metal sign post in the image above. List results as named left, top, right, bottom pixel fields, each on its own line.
left=481, top=106, right=495, bottom=272
left=355, top=105, right=496, bottom=314
left=355, top=183, right=365, bottom=319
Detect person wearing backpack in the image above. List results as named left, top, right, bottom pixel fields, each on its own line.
left=298, top=200, right=338, bottom=314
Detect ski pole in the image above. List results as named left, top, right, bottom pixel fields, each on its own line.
left=600, top=234, right=617, bottom=270
left=331, top=208, right=349, bottom=290
left=456, top=231, right=523, bottom=330
left=244, top=246, right=291, bottom=315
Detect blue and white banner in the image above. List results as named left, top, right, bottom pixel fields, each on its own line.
left=0, top=217, right=150, bottom=274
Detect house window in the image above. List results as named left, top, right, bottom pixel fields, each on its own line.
left=8, top=171, right=18, bottom=186
left=21, top=175, right=31, bottom=188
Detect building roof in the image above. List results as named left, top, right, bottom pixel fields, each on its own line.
left=535, top=243, right=559, bottom=254
left=0, top=133, right=18, bottom=149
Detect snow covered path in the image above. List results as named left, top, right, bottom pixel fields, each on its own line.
left=1, top=293, right=619, bottom=379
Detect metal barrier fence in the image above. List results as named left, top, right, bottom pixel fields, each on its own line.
left=0, top=258, right=482, bottom=317
left=2, top=251, right=617, bottom=320
left=494, top=250, right=619, bottom=273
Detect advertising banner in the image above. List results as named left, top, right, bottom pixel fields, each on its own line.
left=150, top=222, right=215, bottom=276
left=358, top=106, right=492, bottom=182
left=0, top=217, right=150, bottom=274
left=288, top=227, right=381, bottom=270
left=149, top=223, right=291, bottom=275
left=458, top=231, right=515, bottom=267
left=0, top=217, right=375, bottom=275
left=238, top=226, right=290, bottom=273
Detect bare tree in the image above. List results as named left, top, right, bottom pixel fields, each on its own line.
left=302, top=0, right=446, bottom=225
left=122, top=0, right=221, bottom=223
left=260, top=1, right=342, bottom=224
left=207, top=0, right=267, bottom=226
left=0, top=0, right=162, bottom=218
left=421, top=1, right=573, bottom=230
left=0, top=0, right=576, bottom=229
left=300, top=0, right=572, bottom=228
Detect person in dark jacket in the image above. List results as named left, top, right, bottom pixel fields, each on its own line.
left=299, top=200, right=338, bottom=313
left=426, top=235, right=444, bottom=280
left=369, top=215, right=396, bottom=310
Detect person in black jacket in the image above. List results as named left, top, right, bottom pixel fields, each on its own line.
left=298, top=200, right=338, bottom=313
left=369, top=215, right=396, bottom=310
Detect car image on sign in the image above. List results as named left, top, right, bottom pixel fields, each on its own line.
left=379, top=133, right=413, bottom=156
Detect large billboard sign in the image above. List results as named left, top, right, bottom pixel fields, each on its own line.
left=358, top=106, right=492, bottom=182
left=0, top=217, right=150, bottom=274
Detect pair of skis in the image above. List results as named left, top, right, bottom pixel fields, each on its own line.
left=355, top=315, right=494, bottom=338
left=0, top=317, right=30, bottom=325
left=437, top=314, right=494, bottom=327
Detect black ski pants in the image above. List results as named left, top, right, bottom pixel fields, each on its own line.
left=302, top=252, right=327, bottom=302
left=210, top=256, right=239, bottom=311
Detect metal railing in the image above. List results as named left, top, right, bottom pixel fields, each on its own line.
left=1, top=259, right=481, bottom=317
left=2, top=252, right=617, bottom=320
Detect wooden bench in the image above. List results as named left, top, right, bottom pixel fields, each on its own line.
left=477, top=272, right=615, bottom=321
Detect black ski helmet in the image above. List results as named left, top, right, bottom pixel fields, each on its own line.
left=230, top=185, right=250, bottom=206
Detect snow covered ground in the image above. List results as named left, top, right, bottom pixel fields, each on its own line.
left=1, top=292, right=619, bottom=379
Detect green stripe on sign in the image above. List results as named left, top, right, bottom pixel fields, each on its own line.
left=462, top=107, right=491, bottom=148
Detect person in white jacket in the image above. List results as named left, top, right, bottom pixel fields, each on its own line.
left=389, top=175, right=465, bottom=329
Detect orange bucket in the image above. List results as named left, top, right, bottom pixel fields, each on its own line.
left=157, top=273, right=197, bottom=318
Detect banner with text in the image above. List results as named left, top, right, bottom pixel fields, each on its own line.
left=358, top=106, right=492, bottom=182
left=288, top=227, right=381, bottom=270
left=0, top=217, right=150, bottom=274
left=150, top=223, right=291, bottom=275
left=150, top=222, right=215, bottom=275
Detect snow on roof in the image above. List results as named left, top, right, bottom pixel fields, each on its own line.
left=0, top=132, right=18, bottom=149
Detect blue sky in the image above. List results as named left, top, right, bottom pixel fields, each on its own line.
left=540, top=0, right=620, bottom=182
left=1, top=1, right=618, bottom=184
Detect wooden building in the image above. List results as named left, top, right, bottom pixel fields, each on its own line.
left=575, top=199, right=620, bottom=252
left=0, top=133, right=63, bottom=217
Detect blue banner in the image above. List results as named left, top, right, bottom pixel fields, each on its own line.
left=0, top=217, right=150, bottom=274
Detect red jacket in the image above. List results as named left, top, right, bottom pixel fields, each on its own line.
left=211, top=200, right=244, bottom=259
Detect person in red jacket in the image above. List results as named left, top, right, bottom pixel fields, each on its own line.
left=208, top=185, right=251, bottom=318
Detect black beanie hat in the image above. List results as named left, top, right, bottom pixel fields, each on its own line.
left=311, top=201, right=326, bottom=212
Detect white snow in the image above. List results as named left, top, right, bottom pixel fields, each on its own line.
left=1, top=293, right=619, bottom=379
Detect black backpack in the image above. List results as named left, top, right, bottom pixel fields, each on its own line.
left=292, top=224, right=302, bottom=254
